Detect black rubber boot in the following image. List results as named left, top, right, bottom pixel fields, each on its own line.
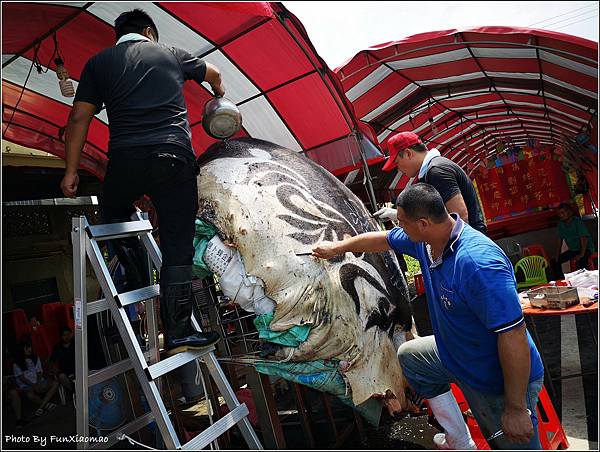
left=160, top=265, right=220, bottom=355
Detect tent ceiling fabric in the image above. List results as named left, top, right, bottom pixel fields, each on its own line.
left=2, top=2, right=378, bottom=180
left=335, top=26, right=598, bottom=193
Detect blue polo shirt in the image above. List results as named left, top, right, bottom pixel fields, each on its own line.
left=387, top=215, right=543, bottom=394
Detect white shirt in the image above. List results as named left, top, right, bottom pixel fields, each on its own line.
left=13, top=357, right=42, bottom=389
left=417, top=148, right=441, bottom=180
left=116, top=33, right=151, bottom=46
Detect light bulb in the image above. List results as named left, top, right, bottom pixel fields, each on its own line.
left=429, top=117, right=438, bottom=135
left=55, top=57, right=75, bottom=97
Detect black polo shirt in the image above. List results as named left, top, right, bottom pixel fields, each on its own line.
left=50, top=341, right=75, bottom=376
left=421, top=156, right=487, bottom=234
left=75, top=39, right=207, bottom=161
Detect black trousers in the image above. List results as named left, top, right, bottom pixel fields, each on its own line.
left=100, top=155, right=199, bottom=269
left=552, top=249, right=591, bottom=279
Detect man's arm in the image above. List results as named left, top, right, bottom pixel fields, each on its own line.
left=498, top=322, right=534, bottom=443
left=555, top=236, right=564, bottom=259
left=204, top=62, right=224, bottom=97
left=60, top=101, right=97, bottom=198
left=14, top=366, right=35, bottom=387
left=575, top=219, right=589, bottom=258
left=426, top=167, right=468, bottom=222
left=577, top=236, right=589, bottom=259
left=445, top=193, right=469, bottom=223
left=312, top=231, right=390, bottom=260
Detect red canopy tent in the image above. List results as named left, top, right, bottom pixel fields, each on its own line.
left=334, top=26, right=598, bottom=222
left=2, top=1, right=382, bottom=200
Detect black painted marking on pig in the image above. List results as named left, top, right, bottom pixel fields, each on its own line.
left=339, top=263, right=402, bottom=336
left=197, top=138, right=413, bottom=333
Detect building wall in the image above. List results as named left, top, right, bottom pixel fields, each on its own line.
left=2, top=205, right=101, bottom=315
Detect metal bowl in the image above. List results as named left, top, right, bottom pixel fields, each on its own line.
left=202, top=97, right=242, bottom=139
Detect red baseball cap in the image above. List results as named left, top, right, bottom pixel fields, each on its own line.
left=382, top=132, right=422, bottom=172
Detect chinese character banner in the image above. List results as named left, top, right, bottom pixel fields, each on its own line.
left=475, top=155, right=571, bottom=220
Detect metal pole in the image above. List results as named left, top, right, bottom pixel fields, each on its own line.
left=141, top=212, right=159, bottom=363
left=355, top=132, right=379, bottom=212
left=73, top=216, right=89, bottom=449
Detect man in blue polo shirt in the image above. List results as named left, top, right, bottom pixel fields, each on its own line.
left=312, top=183, right=543, bottom=450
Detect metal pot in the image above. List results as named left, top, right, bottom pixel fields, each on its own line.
left=202, top=96, right=242, bottom=139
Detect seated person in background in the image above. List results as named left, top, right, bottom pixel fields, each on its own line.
left=553, top=202, right=595, bottom=278
left=49, top=327, right=75, bottom=394
left=13, top=339, right=59, bottom=417
left=3, top=347, right=27, bottom=428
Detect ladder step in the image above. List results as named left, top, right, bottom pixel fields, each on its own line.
left=89, top=412, right=154, bottom=450
left=86, top=220, right=153, bottom=241
left=87, top=297, right=109, bottom=316
left=146, top=347, right=214, bottom=380
left=88, top=359, right=133, bottom=387
left=182, top=404, right=249, bottom=450
left=116, top=284, right=160, bottom=308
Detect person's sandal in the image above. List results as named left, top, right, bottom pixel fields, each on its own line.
left=45, top=402, right=57, bottom=412
left=35, top=408, right=44, bottom=416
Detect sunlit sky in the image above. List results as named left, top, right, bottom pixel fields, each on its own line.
left=283, top=1, right=599, bottom=69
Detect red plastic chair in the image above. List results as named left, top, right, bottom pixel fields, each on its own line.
left=536, top=385, right=569, bottom=450
left=3, top=309, right=31, bottom=344
left=446, top=384, right=568, bottom=450
left=523, top=244, right=550, bottom=263
left=571, top=252, right=597, bottom=271
left=414, top=273, right=426, bottom=296
left=588, top=252, right=598, bottom=270
left=31, top=325, right=53, bottom=363
left=39, top=302, right=62, bottom=346
left=570, top=258, right=579, bottom=272
left=55, top=304, right=75, bottom=331
left=449, top=384, right=490, bottom=449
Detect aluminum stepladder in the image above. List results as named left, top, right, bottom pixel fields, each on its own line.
left=73, top=212, right=262, bottom=450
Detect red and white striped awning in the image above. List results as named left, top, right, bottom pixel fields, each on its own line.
left=2, top=2, right=380, bottom=180
left=335, top=26, right=598, bottom=194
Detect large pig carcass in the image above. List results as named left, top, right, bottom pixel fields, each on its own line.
left=196, top=138, right=412, bottom=410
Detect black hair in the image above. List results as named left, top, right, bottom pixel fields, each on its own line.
left=396, top=183, right=448, bottom=224
left=408, top=143, right=428, bottom=153
left=558, top=202, right=571, bottom=211
left=13, top=338, right=39, bottom=372
left=114, top=9, right=159, bottom=41
left=60, top=326, right=72, bottom=336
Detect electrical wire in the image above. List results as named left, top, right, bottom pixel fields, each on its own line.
left=2, top=48, right=37, bottom=138
left=34, top=33, right=60, bottom=74
left=528, top=3, right=597, bottom=26
left=535, top=10, right=599, bottom=29
left=552, top=15, right=599, bottom=31
left=2, top=32, right=64, bottom=137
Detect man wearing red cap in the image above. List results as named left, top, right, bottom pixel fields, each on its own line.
left=374, top=132, right=487, bottom=234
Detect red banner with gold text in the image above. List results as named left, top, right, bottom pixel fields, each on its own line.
left=475, top=156, right=571, bottom=220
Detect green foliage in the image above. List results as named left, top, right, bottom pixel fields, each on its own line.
left=404, top=255, right=421, bottom=283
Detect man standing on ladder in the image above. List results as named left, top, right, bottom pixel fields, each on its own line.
left=60, top=9, right=221, bottom=354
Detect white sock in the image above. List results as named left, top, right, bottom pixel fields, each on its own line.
left=428, top=390, right=475, bottom=449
